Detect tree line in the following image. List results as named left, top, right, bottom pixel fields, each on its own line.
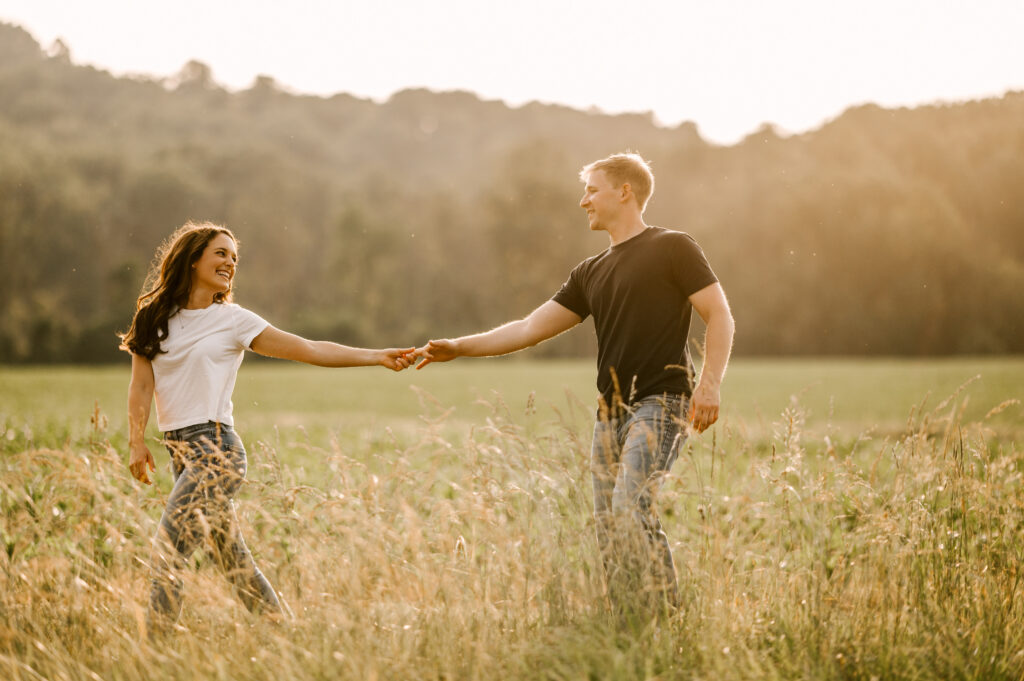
left=1, top=22, right=1021, bottom=363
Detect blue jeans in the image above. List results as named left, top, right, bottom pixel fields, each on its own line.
left=591, top=394, right=686, bottom=608
left=148, top=422, right=282, bottom=629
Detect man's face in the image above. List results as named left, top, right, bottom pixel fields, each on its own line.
left=579, top=169, right=622, bottom=232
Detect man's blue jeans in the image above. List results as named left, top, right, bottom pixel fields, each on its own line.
left=591, top=394, right=686, bottom=608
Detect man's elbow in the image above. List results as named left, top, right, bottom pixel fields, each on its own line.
left=706, top=303, right=735, bottom=334
left=521, top=320, right=559, bottom=350
left=719, top=309, right=736, bottom=337
left=721, top=307, right=736, bottom=330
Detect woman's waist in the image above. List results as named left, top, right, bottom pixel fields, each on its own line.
left=163, top=420, right=235, bottom=443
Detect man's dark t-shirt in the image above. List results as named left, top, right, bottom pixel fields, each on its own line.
left=552, top=226, right=718, bottom=410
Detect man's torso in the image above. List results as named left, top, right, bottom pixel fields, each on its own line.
left=552, top=226, right=718, bottom=409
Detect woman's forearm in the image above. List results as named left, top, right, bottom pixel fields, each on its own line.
left=127, top=354, right=155, bottom=446
left=251, top=327, right=393, bottom=367
left=304, top=341, right=383, bottom=368
left=127, top=383, right=152, bottom=446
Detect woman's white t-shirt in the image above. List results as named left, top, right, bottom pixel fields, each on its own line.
left=151, top=303, right=269, bottom=432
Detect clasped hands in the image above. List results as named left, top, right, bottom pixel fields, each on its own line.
left=380, top=339, right=457, bottom=372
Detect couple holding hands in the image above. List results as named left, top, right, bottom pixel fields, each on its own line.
left=122, top=153, right=734, bottom=630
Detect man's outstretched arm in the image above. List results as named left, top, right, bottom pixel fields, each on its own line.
left=416, top=300, right=582, bottom=369
left=688, top=282, right=735, bottom=432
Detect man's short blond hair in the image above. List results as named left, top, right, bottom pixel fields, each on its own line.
left=580, top=152, right=655, bottom=211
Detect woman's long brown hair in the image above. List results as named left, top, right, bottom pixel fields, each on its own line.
left=119, top=222, right=237, bottom=359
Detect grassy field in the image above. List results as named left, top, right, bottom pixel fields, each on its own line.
left=3, top=356, right=1022, bottom=445
left=1, top=357, right=1023, bottom=680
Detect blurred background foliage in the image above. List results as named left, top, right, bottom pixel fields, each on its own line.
left=1, top=22, right=1022, bottom=363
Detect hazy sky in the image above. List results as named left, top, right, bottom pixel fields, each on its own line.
left=2, top=0, right=1022, bottom=144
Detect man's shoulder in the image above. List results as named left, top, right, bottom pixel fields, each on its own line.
left=647, top=225, right=700, bottom=245
left=646, top=227, right=709, bottom=260
left=571, top=246, right=612, bottom=274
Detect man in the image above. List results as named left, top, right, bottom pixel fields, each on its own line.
left=415, top=153, right=734, bottom=610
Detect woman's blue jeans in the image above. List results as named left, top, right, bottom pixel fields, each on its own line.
left=148, top=422, right=282, bottom=628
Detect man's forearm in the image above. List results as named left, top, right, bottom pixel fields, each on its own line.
left=698, top=311, right=735, bottom=387
left=454, top=319, right=535, bottom=358
left=418, top=301, right=581, bottom=368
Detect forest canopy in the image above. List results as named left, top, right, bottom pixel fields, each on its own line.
left=1, top=22, right=1021, bottom=363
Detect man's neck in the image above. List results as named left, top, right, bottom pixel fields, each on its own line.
left=605, top=217, right=649, bottom=247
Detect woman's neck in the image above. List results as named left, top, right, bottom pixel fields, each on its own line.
left=184, top=287, right=217, bottom=310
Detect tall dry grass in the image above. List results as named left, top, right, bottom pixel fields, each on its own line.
left=1, top=387, right=1022, bottom=680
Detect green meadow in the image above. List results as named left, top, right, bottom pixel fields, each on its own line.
left=1, top=357, right=1023, bottom=680
left=4, top=356, right=1022, bottom=447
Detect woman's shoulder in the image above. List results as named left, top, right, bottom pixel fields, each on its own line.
left=223, top=302, right=270, bottom=329
left=219, top=302, right=256, bottom=316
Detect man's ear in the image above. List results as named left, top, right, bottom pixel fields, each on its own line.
left=619, top=182, right=634, bottom=204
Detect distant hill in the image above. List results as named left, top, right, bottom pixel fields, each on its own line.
left=1, top=21, right=1021, bottom=362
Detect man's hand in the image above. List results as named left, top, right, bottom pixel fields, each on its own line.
left=688, top=283, right=733, bottom=434
left=688, top=379, right=721, bottom=433
left=414, top=339, right=459, bottom=369
left=379, top=348, right=417, bottom=372
left=129, top=443, right=156, bottom=485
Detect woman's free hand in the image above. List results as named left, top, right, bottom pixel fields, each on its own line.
left=129, top=442, right=156, bottom=485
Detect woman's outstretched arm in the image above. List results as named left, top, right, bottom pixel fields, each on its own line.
left=250, top=326, right=415, bottom=371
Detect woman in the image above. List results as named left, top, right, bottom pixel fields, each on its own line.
left=121, top=221, right=413, bottom=631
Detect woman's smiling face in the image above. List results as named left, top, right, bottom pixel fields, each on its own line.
left=191, top=233, right=238, bottom=295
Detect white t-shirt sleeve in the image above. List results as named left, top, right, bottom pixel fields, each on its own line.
left=232, top=305, right=271, bottom=349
